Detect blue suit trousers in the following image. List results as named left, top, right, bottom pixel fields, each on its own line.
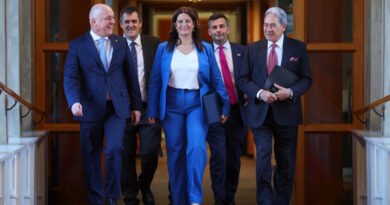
left=163, top=87, right=208, bottom=205
left=79, top=101, right=126, bottom=205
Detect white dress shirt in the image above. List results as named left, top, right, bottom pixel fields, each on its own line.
left=125, top=34, right=147, bottom=102
left=213, top=41, right=237, bottom=94
left=90, top=30, right=113, bottom=68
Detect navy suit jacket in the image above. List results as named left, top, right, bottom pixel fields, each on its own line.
left=147, top=41, right=230, bottom=120
left=64, top=32, right=142, bottom=121
left=212, top=42, right=247, bottom=125
left=238, top=37, right=312, bottom=127
left=140, top=34, right=160, bottom=94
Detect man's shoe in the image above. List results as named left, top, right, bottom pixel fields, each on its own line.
left=124, top=198, right=140, bottom=205
left=142, top=190, right=155, bottom=205
left=107, top=198, right=118, bottom=205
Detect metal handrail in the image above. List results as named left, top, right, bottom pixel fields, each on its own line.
left=354, top=95, right=390, bottom=124
left=0, top=81, right=46, bottom=124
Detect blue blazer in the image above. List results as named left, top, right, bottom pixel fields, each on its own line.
left=238, top=37, right=312, bottom=127
left=63, top=32, right=142, bottom=121
left=147, top=41, right=230, bottom=120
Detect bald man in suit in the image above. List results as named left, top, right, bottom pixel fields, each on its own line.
left=63, top=4, right=142, bottom=205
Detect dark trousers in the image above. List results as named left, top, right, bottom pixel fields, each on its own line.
left=121, top=105, right=162, bottom=205
left=207, top=104, right=247, bottom=205
left=80, top=101, right=126, bottom=205
left=251, top=109, right=298, bottom=205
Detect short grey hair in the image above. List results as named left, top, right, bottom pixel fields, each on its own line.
left=265, top=7, right=287, bottom=25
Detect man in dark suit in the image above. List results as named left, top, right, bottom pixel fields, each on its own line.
left=238, top=7, right=312, bottom=205
left=63, top=4, right=142, bottom=205
left=207, top=13, right=247, bottom=205
left=119, top=6, right=161, bottom=205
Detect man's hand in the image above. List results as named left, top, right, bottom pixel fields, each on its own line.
left=220, top=115, right=228, bottom=124
left=71, top=102, right=83, bottom=116
left=273, top=84, right=291, bottom=101
left=148, top=117, right=156, bottom=124
left=131, top=111, right=141, bottom=125
left=259, top=90, right=278, bottom=104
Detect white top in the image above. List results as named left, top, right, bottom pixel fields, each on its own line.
left=213, top=41, right=237, bottom=93
left=125, top=34, right=146, bottom=102
left=90, top=30, right=113, bottom=68
left=168, top=49, right=199, bottom=89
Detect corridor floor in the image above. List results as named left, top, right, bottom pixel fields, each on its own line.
left=122, top=151, right=258, bottom=205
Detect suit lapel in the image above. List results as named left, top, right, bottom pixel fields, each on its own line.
left=108, top=35, right=121, bottom=73
left=259, top=40, right=268, bottom=77
left=141, top=35, right=151, bottom=84
left=230, top=43, right=241, bottom=80
left=83, top=33, right=106, bottom=71
left=281, top=37, right=291, bottom=68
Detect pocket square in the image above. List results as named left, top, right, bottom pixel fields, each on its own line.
left=289, top=57, right=298, bottom=61
left=237, top=53, right=241, bottom=57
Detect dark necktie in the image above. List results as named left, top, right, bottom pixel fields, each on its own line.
left=219, top=45, right=237, bottom=104
left=129, top=41, right=138, bottom=71
left=267, top=43, right=278, bottom=74
left=98, top=38, right=108, bottom=71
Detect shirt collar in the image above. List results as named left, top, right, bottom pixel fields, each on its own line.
left=213, top=41, right=231, bottom=51
left=267, top=34, right=284, bottom=49
left=125, top=33, right=141, bottom=46
left=90, top=30, right=109, bottom=41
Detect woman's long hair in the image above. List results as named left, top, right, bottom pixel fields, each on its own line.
left=167, top=6, right=203, bottom=52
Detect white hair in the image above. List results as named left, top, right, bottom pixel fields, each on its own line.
left=265, top=7, right=287, bottom=25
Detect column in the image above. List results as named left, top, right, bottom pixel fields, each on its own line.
left=0, top=0, right=7, bottom=144
left=383, top=0, right=390, bottom=136
left=6, top=0, right=21, bottom=138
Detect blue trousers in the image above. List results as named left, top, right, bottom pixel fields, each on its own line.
left=163, top=87, right=208, bottom=205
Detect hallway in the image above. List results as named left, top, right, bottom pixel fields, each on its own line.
left=129, top=150, right=258, bottom=205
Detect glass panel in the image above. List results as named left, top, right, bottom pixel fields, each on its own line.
left=46, top=0, right=91, bottom=42
left=307, top=0, right=352, bottom=42
left=278, top=0, right=294, bottom=35
left=305, top=52, right=353, bottom=124
left=305, top=133, right=352, bottom=205
left=45, top=52, right=75, bottom=123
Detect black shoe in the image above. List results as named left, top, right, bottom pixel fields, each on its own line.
left=124, top=198, right=140, bottom=205
left=107, top=198, right=118, bottom=205
left=142, top=190, right=155, bottom=205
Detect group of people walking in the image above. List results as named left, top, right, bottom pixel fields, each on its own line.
left=63, top=3, right=312, bottom=205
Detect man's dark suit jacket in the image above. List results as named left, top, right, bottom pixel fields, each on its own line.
left=212, top=42, right=247, bottom=124
left=238, top=37, right=312, bottom=128
left=140, top=34, right=160, bottom=94
left=63, top=32, right=142, bottom=121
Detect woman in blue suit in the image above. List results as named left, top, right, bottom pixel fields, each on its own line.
left=147, top=7, right=230, bottom=205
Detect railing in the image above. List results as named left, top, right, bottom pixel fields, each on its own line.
left=0, top=82, right=46, bottom=124
left=354, top=94, right=390, bottom=124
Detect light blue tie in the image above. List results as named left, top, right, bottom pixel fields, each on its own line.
left=98, top=37, right=108, bottom=71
